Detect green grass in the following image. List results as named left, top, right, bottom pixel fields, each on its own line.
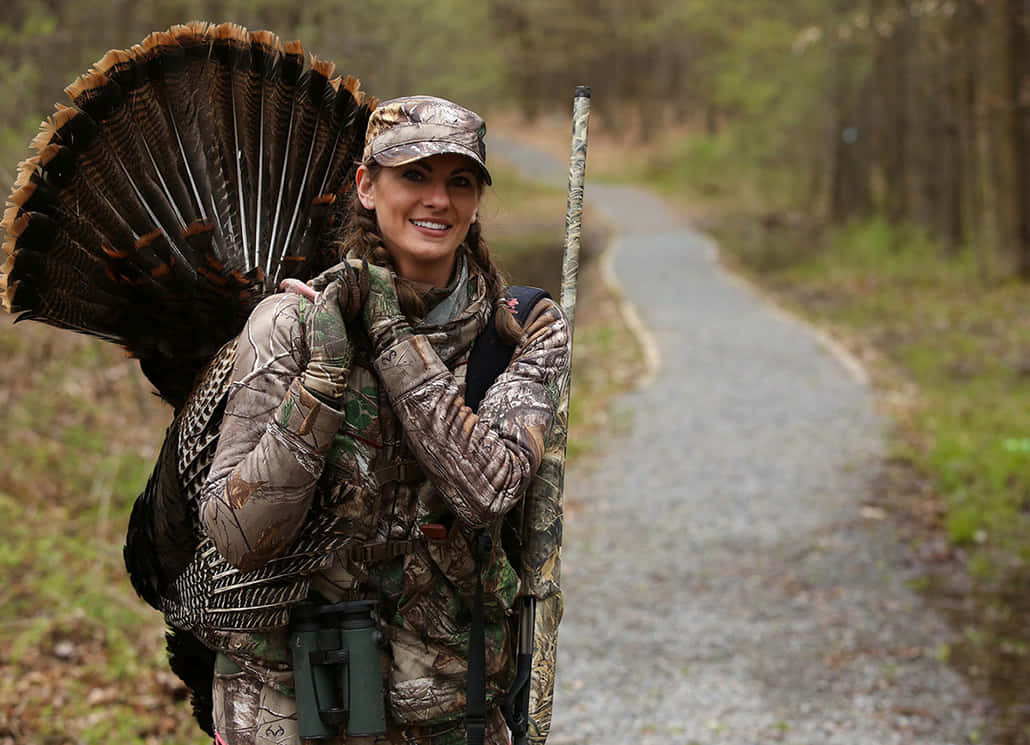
left=590, top=125, right=810, bottom=216
left=0, top=316, right=204, bottom=743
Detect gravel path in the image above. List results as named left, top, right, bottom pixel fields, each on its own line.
left=492, top=137, right=990, bottom=745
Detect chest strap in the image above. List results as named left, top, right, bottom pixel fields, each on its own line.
left=465, top=286, right=551, bottom=413
left=347, top=540, right=421, bottom=564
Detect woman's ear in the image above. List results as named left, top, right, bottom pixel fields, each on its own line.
left=356, top=164, right=376, bottom=210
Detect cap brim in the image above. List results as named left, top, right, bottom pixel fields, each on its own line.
left=372, top=141, right=492, bottom=186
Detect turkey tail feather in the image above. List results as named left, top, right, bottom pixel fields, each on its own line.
left=1, top=22, right=374, bottom=409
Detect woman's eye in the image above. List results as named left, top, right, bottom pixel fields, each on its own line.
left=402, top=169, right=426, bottom=182
left=450, top=176, right=473, bottom=188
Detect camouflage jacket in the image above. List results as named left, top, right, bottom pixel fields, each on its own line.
left=173, top=270, right=570, bottom=738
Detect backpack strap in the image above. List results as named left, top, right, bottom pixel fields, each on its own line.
left=464, top=285, right=550, bottom=744
left=465, top=286, right=552, bottom=413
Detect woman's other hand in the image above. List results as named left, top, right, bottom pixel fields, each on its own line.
left=299, top=281, right=353, bottom=408
left=278, top=277, right=317, bottom=300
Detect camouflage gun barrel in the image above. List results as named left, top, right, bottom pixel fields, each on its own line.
left=560, top=86, right=592, bottom=326
left=511, top=86, right=591, bottom=745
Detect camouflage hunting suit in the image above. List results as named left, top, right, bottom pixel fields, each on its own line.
left=173, top=264, right=570, bottom=744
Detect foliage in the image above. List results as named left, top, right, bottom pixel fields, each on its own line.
left=2, top=0, right=1021, bottom=276
left=0, top=315, right=195, bottom=743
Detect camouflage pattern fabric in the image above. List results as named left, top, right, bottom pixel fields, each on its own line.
left=212, top=668, right=511, bottom=745
left=518, top=449, right=566, bottom=745
left=363, top=96, right=491, bottom=185
left=176, top=264, right=570, bottom=744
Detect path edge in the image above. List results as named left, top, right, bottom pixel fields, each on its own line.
left=698, top=230, right=871, bottom=387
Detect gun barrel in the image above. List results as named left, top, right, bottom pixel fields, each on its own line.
left=560, top=86, right=592, bottom=328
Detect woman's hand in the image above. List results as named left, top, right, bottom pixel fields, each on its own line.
left=298, top=281, right=353, bottom=408
left=278, top=277, right=317, bottom=300
left=349, top=259, right=409, bottom=353
left=280, top=262, right=367, bottom=320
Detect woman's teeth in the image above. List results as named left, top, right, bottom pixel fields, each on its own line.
left=412, top=220, right=449, bottom=230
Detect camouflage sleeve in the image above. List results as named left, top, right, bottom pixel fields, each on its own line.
left=199, top=293, right=345, bottom=572
left=375, top=298, right=571, bottom=528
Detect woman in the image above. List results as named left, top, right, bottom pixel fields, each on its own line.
left=193, top=96, right=571, bottom=745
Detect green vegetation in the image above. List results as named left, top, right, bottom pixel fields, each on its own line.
left=0, top=317, right=199, bottom=743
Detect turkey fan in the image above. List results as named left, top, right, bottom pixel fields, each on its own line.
left=1, top=21, right=373, bottom=408
left=0, top=22, right=375, bottom=735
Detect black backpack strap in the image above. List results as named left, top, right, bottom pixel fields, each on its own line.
left=465, top=285, right=550, bottom=744
left=465, top=532, right=492, bottom=745
left=465, top=286, right=552, bottom=413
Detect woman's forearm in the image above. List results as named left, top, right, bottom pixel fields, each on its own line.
left=375, top=300, right=571, bottom=527
left=198, top=294, right=343, bottom=571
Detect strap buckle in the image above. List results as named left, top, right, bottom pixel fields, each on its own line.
left=464, top=715, right=487, bottom=745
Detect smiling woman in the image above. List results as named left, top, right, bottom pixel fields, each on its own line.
left=183, top=95, right=573, bottom=745
left=0, top=20, right=570, bottom=743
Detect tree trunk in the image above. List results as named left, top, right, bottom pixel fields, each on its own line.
left=1010, top=0, right=1030, bottom=277
left=956, top=0, right=984, bottom=263
left=876, top=0, right=910, bottom=224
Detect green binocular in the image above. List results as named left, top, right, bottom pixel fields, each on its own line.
left=289, top=599, right=387, bottom=740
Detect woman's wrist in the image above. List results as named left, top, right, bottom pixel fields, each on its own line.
left=275, top=378, right=344, bottom=455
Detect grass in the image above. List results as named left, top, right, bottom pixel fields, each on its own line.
left=0, top=160, right=638, bottom=743
left=0, top=316, right=201, bottom=744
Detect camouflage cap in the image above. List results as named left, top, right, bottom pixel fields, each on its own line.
left=362, top=95, right=492, bottom=185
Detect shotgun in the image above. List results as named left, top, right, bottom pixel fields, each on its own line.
left=504, top=85, right=591, bottom=745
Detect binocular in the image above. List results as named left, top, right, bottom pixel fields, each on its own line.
left=289, top=599, right=387, bottom=739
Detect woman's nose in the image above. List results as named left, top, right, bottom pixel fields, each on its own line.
left=422, top=179, right=450, bottom=208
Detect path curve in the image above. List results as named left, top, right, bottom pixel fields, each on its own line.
left=492, top=137, right=989, bottom=745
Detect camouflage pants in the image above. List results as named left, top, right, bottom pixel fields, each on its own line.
left=212, top=667, right=511, bottom=745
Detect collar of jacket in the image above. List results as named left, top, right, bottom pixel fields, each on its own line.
left=411, top=269, right=491, bottom=371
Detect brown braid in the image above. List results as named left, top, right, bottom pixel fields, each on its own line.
left=336, top=193, right=427, bottom=319
left=463, top=220, right=523, bottom=344
left=333, top=164, right=523, bottom=345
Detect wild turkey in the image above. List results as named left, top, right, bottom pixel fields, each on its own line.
left=0, top=22, right=374, bottom=733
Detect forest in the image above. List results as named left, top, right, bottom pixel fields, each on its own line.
left=1, top=0, right=1027, bottom=272
left=2, top=0, right=1030, bottom=742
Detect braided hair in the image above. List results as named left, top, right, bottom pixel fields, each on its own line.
left=335, top=163, right=523, bottom=345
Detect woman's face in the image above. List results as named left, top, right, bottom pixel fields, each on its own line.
left=356, top=154, right=483, bottom=287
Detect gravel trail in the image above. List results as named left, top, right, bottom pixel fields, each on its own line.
left=492, top=137, right=990, bottom=745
